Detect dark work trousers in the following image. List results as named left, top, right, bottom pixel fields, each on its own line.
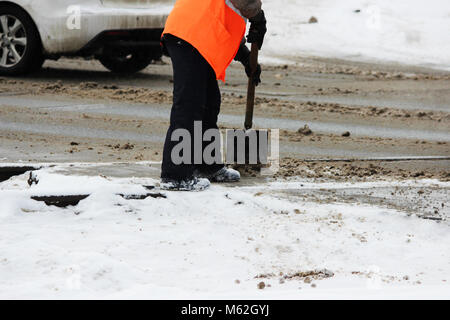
left=161, top=35, right=224, bottom=180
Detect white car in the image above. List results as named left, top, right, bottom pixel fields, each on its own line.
left=0, top=0, right=174, bottom=75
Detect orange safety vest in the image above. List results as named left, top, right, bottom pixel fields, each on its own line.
left=163, top=0, right=247, bottom=81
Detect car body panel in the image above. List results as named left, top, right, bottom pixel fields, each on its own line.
left=101, top=0, right=174, bottom=8
left=1, top=0, right=174, bottom=54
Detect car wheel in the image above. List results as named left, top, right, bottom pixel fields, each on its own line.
left=0, top=5, right=44, bottom=76
left=98, top=51, right=155, bottom=74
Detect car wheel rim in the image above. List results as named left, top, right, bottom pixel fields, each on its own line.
left=0, top=14, right=27, bottom=68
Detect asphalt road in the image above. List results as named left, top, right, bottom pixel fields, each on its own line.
left=0, top=57, right=449, bottom=177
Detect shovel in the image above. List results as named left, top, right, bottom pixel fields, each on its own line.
left=232, top=43, right=268, bottom=166
left=244, top=42, right=259, bottom=131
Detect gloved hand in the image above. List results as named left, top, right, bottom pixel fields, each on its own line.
left=244, top=60, right=261, bottom=86
left=234, top=42, right=262, bottom=86
left=246, top=10, right=267, bottom=50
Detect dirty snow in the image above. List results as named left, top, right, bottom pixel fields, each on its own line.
left=0, top=166, right=449, bottom=299
left=261, top=0, right=450, bottom=70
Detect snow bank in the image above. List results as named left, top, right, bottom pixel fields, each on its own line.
left=261, top=0, right=450, bottom=70
left=1, top=168, right=449, bottom=299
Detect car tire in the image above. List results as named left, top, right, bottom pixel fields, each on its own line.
left=98, top=51, right=155, bottom=74
left=0, top=5, right=44, bottom=76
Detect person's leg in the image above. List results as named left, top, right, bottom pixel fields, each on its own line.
left=195, top=66, right=224, bottom=176
left=195, top=66, right=241, bottom=182
left=161, top=36, right=210, bottom=181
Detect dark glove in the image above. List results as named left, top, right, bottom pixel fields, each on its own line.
left=245, top=61, right=261, bottom=86
left=234, top=42, right=261, bottom=86
left=246, top=10, right=267, bottom=50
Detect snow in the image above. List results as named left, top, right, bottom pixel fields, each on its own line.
left=261, top=0, right=450, bottom=70
left=1, top=166, right=449, bottom=299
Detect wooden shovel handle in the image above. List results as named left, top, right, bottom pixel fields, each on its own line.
left=244, top=43, right=259, bottom=130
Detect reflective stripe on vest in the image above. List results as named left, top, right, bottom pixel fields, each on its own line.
left=163, top=0, right=247, bottom=81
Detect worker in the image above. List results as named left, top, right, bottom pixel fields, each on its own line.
left=160, top=0, right=267, bottom=191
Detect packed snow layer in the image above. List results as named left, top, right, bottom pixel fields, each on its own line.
left=261, top=0, right=450, bottom=70
left=0, top=167, right=449, bottom=299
